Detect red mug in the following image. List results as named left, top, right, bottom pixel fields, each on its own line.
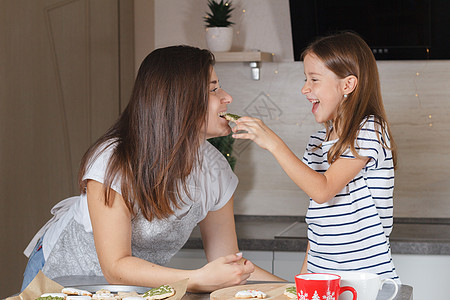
left=295, top=273, right=357, bottom=300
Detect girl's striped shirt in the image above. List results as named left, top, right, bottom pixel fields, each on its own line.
left=302, top=115, right=400, bottom=282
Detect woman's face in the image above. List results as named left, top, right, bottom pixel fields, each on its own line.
left=301, top=53, right=347, bottom=124
left=203, top=67, right=233, bottom=139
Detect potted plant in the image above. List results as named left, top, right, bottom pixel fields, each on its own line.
left=208, top=133, right=237, bottom=170
left=204, top=0, right=234, bottom=52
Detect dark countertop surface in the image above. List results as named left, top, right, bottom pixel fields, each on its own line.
left=184, top=215, right=450, bottom=255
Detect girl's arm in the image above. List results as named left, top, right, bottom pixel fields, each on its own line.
left=87, top=180, right=254, bottom=293
left=232, top=118, right=368, bottom=203
left=199, top=196, right=285, bottom=282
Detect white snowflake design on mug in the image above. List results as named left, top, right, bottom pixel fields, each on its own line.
left=298, top=289, right=335, bottom=300
left=297, top=290, right=308, bottom=300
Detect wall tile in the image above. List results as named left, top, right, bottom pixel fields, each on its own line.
left=215, top=60, right=450, bottom=218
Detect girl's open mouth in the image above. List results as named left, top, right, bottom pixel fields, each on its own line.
left=309, top=99, right=320, bottom=114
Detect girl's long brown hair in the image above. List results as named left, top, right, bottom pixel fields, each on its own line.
left=78, top=45, right=215, bottom=221
left=301, top=32, right=397, bottom=169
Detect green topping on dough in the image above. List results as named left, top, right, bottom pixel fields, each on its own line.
left=219, top=112, right=242, bottom=121
left=143, top=285, right=174, bottom=297
left=285, top=287, right=296, bottom=294
left=36, top=297, right=65, bottom=300
left=224, top=113, right=241, bottom=121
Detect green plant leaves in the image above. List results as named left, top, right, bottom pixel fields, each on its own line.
left=204, top=0, right=234, bottom=27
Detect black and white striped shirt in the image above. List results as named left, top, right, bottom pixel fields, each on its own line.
left=302, top=116, right=400, bottom=282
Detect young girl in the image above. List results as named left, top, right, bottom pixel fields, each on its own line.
left=232, top=32, right=400, bottom=282
left=22, top=45, right=281, bottom=292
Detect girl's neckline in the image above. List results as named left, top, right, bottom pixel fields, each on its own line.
left=322, top=138, right=339, bottom=146
left=324, top=125, right=339, bottom=144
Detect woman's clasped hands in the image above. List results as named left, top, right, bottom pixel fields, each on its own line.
left=190, top=253, right=255, bottom=293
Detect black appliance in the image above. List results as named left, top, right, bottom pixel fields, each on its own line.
left=289, top=0, right=450, bottom=60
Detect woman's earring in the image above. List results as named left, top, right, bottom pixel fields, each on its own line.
left=343, top=94, right=348, bottom=98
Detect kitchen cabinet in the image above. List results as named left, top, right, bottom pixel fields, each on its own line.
left=167, top=249, right=273, bottom=274
left=166, top=249, right=207, bottom=270
left=273, top=251, right=305, bottom=281
left=168, top=249, right=304, bottom=282
left=392, top=254, right=450, bottom=300
left=244, top=250, right=274, bottom=273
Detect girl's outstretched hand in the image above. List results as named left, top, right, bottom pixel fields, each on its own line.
left=190, top=253, right=255, bottom=293
left=232, top=116, right=283, bottom=152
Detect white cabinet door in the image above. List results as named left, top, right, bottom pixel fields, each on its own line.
left=393, top=254, right=450, bottom=300
left=273, top=251, right=305, bottom=281
left=241, top=250, right=274, bottom=274
left=166, top=249, right=208, bottom=270
left=167, top=249, right=274, bottom=274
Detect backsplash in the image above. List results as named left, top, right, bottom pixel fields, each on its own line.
left=216, top=60, right=450, bottom=218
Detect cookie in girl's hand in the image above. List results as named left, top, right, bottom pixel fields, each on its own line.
left=219, top=112, right=242, bottom=123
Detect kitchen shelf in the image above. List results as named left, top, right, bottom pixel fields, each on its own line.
left=213, top=51, right=274, bottom=80
left=213, top=51, right=274, bottom=63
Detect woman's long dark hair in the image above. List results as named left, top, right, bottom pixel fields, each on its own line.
left=78, top=45, right=215, bottom=221
left=302, top=32, right=397, bottom=169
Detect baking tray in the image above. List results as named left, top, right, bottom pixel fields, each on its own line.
left=73, top=285, right=151, bottom=294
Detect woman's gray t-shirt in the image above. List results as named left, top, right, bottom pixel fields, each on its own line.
left=39, top=141, right=238, bottom=278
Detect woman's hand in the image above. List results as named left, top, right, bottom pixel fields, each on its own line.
left=231, top=117, right=284, bottom=153
left=189, top=253, right=255, bottom=293
left=195, top=200, right=254, bottom=292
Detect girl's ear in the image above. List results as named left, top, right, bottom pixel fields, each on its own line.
left=343, top=75, right=358, bottom=95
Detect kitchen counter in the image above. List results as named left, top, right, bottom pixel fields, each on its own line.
left=184, top=215, right=450, bottom=255
left=51, top=276, right=413, bottom=300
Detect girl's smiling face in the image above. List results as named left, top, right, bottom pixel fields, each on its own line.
left=301, top=53, right=347, bottom=125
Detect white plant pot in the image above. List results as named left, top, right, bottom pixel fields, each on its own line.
left=205, top=27, right=233, bottom=52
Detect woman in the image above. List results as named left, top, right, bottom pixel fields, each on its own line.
left=22, top=45, right=281, bottom=292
